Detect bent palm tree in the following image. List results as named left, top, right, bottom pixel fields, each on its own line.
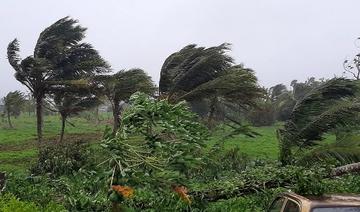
left=7, top=17, right=108, bottom=143
left=277, top=78, right=360, bottom=165
left=160, top=44, right=263, bottom=131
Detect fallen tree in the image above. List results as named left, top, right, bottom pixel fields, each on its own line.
left=330, top=162, right=360, bottom=177
left=190, top=163, right=360, bottom=202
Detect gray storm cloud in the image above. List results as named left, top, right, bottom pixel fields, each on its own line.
left=1, top=0, right=360, bottom=96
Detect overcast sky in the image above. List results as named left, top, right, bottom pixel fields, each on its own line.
left=1, top=0, right=360, bottom=97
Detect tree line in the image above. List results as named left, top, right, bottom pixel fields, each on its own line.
left=4, top=16, right=360, bottom=168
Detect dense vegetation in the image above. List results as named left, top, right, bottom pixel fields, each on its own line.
left=1, top=17, right=360, bottom=211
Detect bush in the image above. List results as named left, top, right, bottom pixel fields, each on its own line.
left=30, top=140, right=92, bottom=177
left=0, top=193, right=65, bottom=212
left=198, top=147, right=251, bottom=180
left=61, top=169, right=109, bottom=211
left=205, top=188, right=285, bottom=212
left=4, top=170, right=109, bottom=211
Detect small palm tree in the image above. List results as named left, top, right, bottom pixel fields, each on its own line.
left=96, top=68, right=155, bottom=134
left=51, top=81, right=101, bottom=142
left=2, top=91, right=26, bottom=128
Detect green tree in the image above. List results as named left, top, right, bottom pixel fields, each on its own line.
left=2, top=91, right=26, bottom=128
left=7, top=17, right=108, bottom=143
left=97, top=68, right=155, bottom=134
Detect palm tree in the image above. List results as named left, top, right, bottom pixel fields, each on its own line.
left=277, top=78, right=360, bottom=165
left=159, top=44, right=263, bottom=127
left=97, top=68, right=155, bottom=134
left=159, top=43, right=233, bottom=101
left=2, top=91, right=26, bottom=128
left=7, top=17, right=108, bottom=143
left=51, top=81, right=101, bottom=142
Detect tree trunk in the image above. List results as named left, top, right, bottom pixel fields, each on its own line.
left=59, top=114, right=67, bottom=143
left=36, top=97, right=43, bottom=144
left=95, top=106, right=100, bottom=125
left=207, top=97, right=217, bottom=128
left=28, top=94, right=31, bottom=117
left=331, top=162, right=360, bottom=177
left=112, top=101, right=120, bottom=135
left=7, top=111, right=13, bottom=128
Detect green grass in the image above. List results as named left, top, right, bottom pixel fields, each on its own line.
left=208, top=124, right=281, bottom=160
left=0, top=114, right=340, bottom=174
left=0, top=115, right=283, bottom=173
left=0, top=113, right=109, bottom=174
left=0, top=114, right=106, bottom=145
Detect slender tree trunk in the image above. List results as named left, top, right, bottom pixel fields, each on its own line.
left=207, top=97, right=217, bottom=127
left=95, top=106, right=100, bottom=125
left=7, top=111, right=13, bottom=128
left=112, top=102, right=120, bottom=135
left=28, top=94, right=31, bottom=117
left=36, top=97, right=43, bottom=144
left=59, top=113, right=66, bottom=143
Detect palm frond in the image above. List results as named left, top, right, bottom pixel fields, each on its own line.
left=297, top=100, right=360, bottom=145
left=7, top=39, right=21, bottom=71
left=291, top=78, right=358, bottom=129
left=178, top=66, right=263, bottom=106
left=298, top=145, right=360, bottom=166
left=34, top=16, right=86, bottom=59
left=159, top=43, right=233, bottom=96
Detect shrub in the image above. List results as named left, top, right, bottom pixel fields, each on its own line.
left=0, top=193, right=38, bottom=212
left=102, top=92, right=209, bottom=208
left=4, top=174, right=59, bottom=207
left=62, top=169, right=109, bottom=211
left=0, top=193, right=66, bottom=212
left=4, top=170, right=109, bottom=211
left=198, top=147, right=251, bottom=180
left=30, top=140, right=92, bottom=177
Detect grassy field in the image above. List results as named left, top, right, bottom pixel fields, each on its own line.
left=208, top=124, right=282, bottom=160
left=0, top=114, right=283, bottom=174
left=0, top=114, right=108, bottom=173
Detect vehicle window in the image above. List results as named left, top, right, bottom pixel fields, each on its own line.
left=268, top=197, right=285, bottom=212
left=312, top=207, right=360, bottom=212
left=283, top=199, right=300, bottom=212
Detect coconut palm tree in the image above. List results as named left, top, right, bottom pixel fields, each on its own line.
left=50, top=80, right=101, bottom=142
left=159, top=44, right=263, bottom=129
left=7, top=17, right=108, bottom=143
